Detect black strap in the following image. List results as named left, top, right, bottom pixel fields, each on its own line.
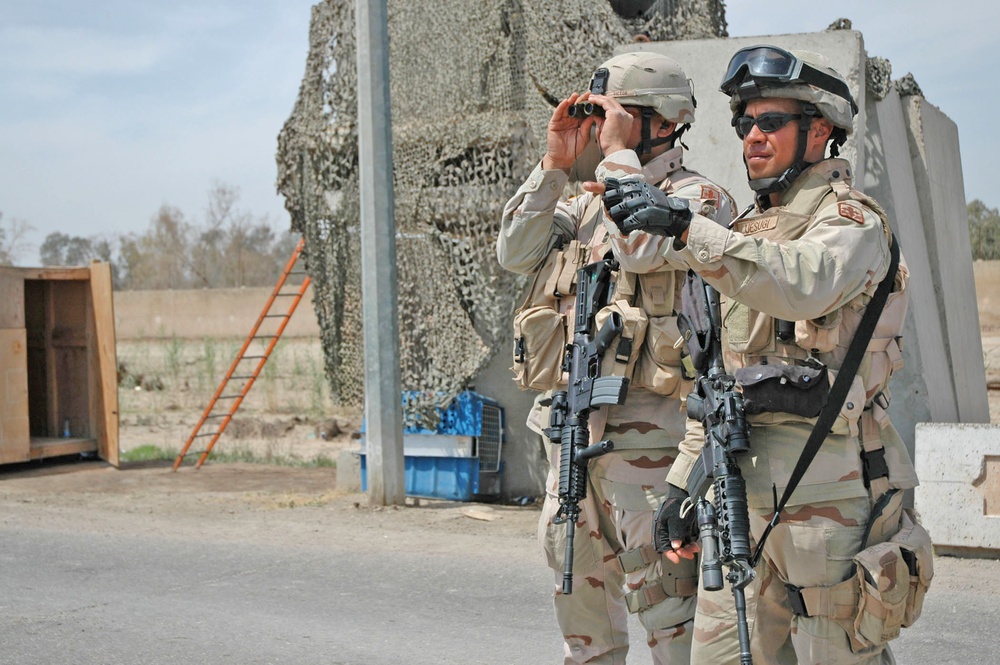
left=752, top=238, right=900, bottom=566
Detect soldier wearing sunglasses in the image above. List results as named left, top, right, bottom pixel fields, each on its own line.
left=602, top=46, right=927, bottom=664
left=498, top=51, right=737, bottom=665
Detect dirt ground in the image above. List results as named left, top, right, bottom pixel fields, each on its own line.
left=0, top=459, right=538, bottom=548
left=13, top=336, right=536, bottom=540
left=1, top=323, right=996, bottom=537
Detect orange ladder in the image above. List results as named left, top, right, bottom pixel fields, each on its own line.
left=172, top=238, right=311, bottom=470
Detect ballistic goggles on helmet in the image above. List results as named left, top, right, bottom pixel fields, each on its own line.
left=720, top=45, right=858, bottom=114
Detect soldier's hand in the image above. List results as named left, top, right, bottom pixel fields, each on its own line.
left=653, top=485, right=698, bottom=558
left=603, top=177, right=692, bottom=238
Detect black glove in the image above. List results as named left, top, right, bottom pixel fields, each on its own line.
left=653, top=484, right=698, bottom=552
left=603, top=177, right=692, bottom=238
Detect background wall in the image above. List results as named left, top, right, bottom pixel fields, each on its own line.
left=114, top=286, right=320, bottom=341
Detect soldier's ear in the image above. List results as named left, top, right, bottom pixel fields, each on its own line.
left=657, top=120, right=677, bottom=137
left=806, top=117, right=834, bottom=159
left=812, top=117, right=833, bottom=142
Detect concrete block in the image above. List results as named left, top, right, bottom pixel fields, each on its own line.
left=915, top=423, right=1000, bottom=554
left=470, top=338, right=549, bottom=499
left=865, top=88, right=958, bottom=459
left=903, top=98, right=990, bottom=423
left=336, top=448, right=361, bottom=493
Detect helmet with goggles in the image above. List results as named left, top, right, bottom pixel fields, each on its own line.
left=720, top=45, right=858, bottom=199
left=721, top=45, right=857, bottom=133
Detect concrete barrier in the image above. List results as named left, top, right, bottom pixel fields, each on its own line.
left=915, top=423, right=1000, bottom=553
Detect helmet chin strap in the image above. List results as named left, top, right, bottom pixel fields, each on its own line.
left=746, top=111, right=817, bottom=207
left=637, top=107, right=674, bottom=158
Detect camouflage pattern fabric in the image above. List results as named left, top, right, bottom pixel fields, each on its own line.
left=500, top=148, right=733, bottom=663
left=691, top=494, right=894, bottom=665
left=539, top=443, right=697, bottom=664
left=662, top=159, right=916, bottom=664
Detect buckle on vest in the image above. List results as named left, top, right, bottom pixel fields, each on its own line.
left=785, top=583, right=810, bottom=617
left=862, top=447, right=889, bottom=489
left=615, top=337, right=633, bottom=364
left=514, top=336, right=526, bottom=363
left=870, top=390, right=890, bottom=410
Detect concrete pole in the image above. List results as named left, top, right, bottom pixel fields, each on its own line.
left=355, top=0, right=405, bottom=506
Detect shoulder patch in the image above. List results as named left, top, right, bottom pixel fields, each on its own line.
left=700, top=185, right=719, bottom=201
left=838, top=201, right=865, bottom=224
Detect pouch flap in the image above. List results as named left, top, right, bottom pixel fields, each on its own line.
left=734, top=362, right=826, bottom=391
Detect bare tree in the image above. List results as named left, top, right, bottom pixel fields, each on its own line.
left=0, top=212, right=36, bottom=266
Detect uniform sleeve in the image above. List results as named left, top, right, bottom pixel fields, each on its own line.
left=666, top=418, right=705, bottom=492
left=496, top=161, right=579, bottom=274
left=671, top=200, right=890, bottom=321
left=599, top=157, right=732, bottom=276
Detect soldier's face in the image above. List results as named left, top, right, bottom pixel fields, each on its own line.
left=740, top=98, right=802, bottom=180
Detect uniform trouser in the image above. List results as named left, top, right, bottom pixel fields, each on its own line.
left=689, top=495, right=896, bottom=665
left=539, top=445, right=698, bottom=665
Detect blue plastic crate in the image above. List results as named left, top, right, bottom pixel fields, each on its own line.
left=359, top=453, right=480, bottom=502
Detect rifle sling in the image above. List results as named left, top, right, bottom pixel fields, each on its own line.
left=752, top=239, right=900, bottom=567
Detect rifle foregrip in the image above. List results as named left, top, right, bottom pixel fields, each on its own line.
left=716, top=472, right=752, bottom=561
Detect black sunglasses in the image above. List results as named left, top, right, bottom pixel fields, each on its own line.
left=732, top=112, right=802, bottom=139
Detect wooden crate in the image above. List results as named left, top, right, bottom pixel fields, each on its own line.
left=0, top=263, right=118, bottom=466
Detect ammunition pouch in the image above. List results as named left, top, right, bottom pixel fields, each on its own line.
left=512, top=305, right=567, bottom=391
left=511, top=240, right=587, bottom=392
left=849, top=508, right=933, bottom=649
left=596, top=300, right=647, bottom=381
left=634, top=314, right=688, bottom=396
left=785, top=491, right=933, bottom=652
left=734, top=362, right=829, bottom=417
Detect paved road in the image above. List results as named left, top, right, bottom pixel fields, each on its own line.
left=0, top=463, right=997, bottom=664
left=2, top=528, right=997, bottom=663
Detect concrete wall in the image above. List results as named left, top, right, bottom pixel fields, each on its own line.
left=114, top=286, right=320, bottom=341
left=484, top=29, right=990, bottom=501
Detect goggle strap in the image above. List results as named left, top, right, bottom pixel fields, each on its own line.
left=795, top=67, right=858, bottom=114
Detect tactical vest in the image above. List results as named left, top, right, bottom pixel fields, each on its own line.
left=720, top=159, right=915, bottom=493
left=512, top=168, right=723, bottom=400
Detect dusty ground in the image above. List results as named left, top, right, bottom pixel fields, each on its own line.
left=2, top=324, right=995, bottom=533
left=0, top=459, right=538, bottom=547
left=27, top=337, right=537, bottom=541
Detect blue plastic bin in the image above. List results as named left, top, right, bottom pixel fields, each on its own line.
left=358, top=390, right=504, bottom=501
left=359, top=453, right=480, bottom=502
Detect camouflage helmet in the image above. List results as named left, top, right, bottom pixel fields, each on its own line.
left=720, top=45, right=857, bottom=134
left=596, top=51, right=696, bottom=124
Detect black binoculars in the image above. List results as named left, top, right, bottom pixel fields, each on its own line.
left=567, top=102, right=604, bottom=118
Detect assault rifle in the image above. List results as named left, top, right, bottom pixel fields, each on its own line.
left=678, top=271, right=755, bottom=665
left=544, top=256, right=630, bottom=594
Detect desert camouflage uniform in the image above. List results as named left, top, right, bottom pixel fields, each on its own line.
left=663, top=159, right=917, bottom=665
left=498, top=145, right=733, bottom=664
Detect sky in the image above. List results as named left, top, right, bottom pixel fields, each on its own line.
left=2, top=1, right=998, bottom=265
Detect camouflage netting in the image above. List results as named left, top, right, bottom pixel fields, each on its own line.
left=276, top=0, right=727, bottom=429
